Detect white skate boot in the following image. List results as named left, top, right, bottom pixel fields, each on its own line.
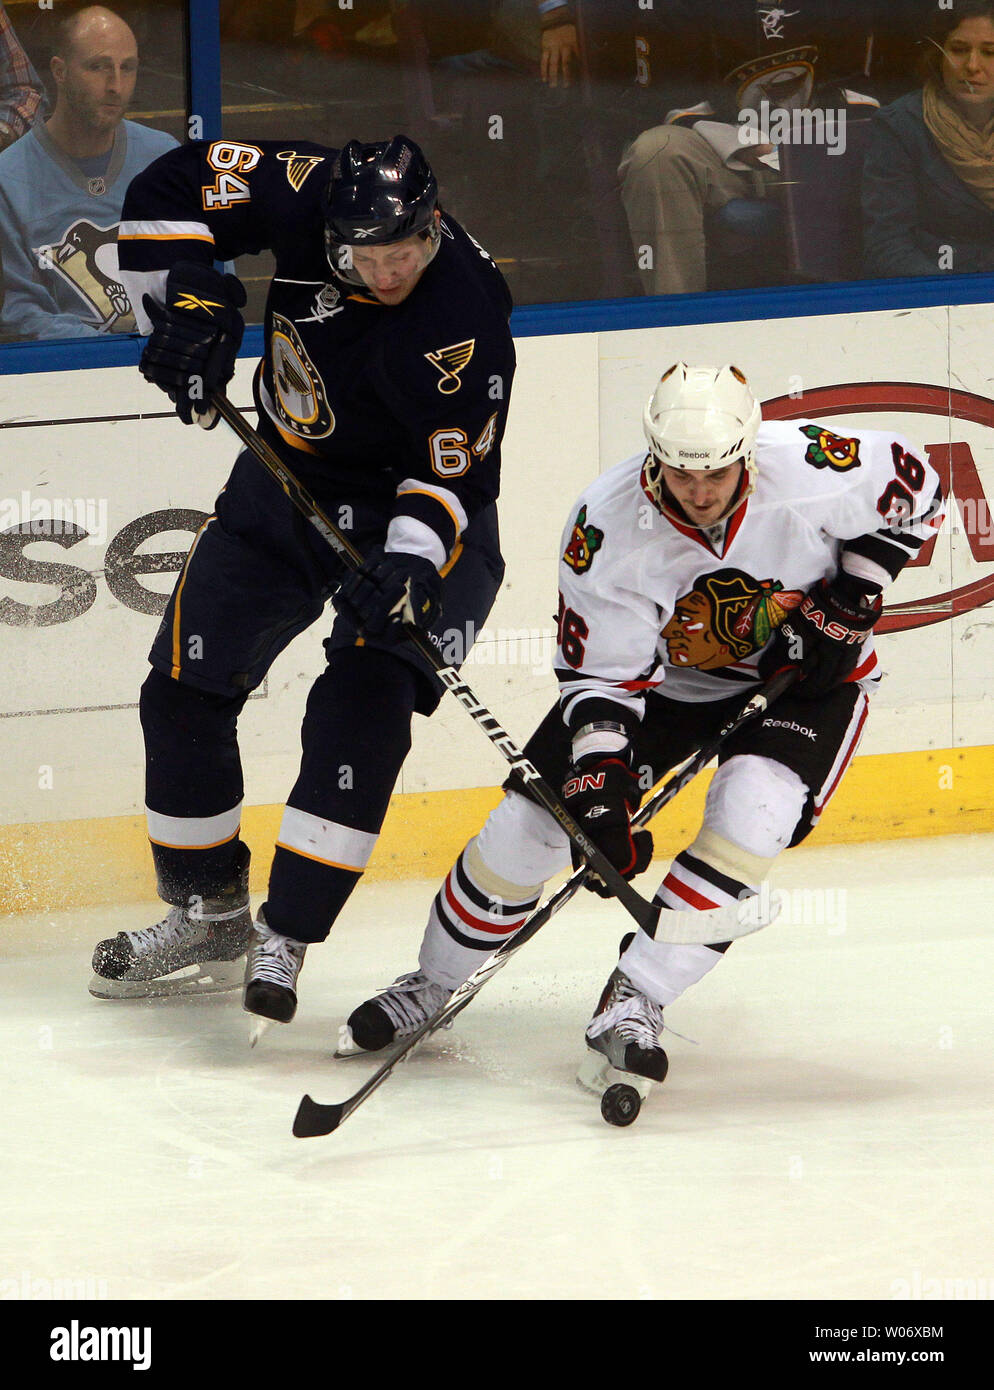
left=340, top=971, right=452, bottom=1055
left=242, top=910, right=308, bottom=1031
left=89, top=900, right=253, bottom=999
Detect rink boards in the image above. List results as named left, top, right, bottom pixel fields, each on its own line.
left=2, top=302, right=993, bottom=911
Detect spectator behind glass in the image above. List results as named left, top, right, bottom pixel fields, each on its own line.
left=0, top=5, right=176, bottom=341
left=0, top=1, right=48, bottom=150
left=617, top=0, right=880, bottom=297
left=862, top=1, right=994, bottom=277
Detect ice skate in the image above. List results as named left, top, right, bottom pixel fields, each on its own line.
left=242, top=911, right=308, bottom=1029
left=340, top=971, right=452, bottom=1055
left=89, top=901, right=253, bottom=1000
left=579, top=958, right=669, bottom=1089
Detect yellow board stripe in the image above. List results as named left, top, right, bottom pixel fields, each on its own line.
left=2, top=745, right=993, bottom=914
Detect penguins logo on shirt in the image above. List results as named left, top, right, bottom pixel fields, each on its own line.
left=563, top=505, right=604, bottom=573
left=34, top=219, right=134, bottom=332
left=800, top=424, right=862, bottom=472
left=662, top=569, right=803, bottom=670
left=728, top=44, right=817, bottom=110
left=270, top=313, right=335, bottom=438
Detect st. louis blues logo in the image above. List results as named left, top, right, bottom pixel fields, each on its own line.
left=270, top=313, right=335, bottom=438
left=424, top=340, right=475, bottom=394
left=276, top=150, right=325, bottom=191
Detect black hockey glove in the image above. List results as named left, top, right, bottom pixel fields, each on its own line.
left=563, top=756, right=653, bottom=898
left=140, top=261, right=246, bottom=428
left=333, top=545, right=442, bottom=645
left=766, top=573, right=882, bottom=700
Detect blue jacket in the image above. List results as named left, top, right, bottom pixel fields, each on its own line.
left=862, top=89, right=994, bottom=277
left=0, top=118, right=177, bottom=339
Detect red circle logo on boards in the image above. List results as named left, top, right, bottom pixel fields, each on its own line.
left=763, top=382, right=994, bottom=633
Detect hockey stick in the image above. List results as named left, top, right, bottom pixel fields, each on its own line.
left=292, top=667, right=796, bottom=1137
left=212, top=390, right=664, bottom=935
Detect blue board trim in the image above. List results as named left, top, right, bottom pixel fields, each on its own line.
left=3, top=271, right=992, bottom=378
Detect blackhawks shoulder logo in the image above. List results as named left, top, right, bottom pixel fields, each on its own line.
left=800, top=424, right=862, bottom=472
left=563, top=505, right=604, bottom=574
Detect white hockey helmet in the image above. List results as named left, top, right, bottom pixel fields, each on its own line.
left=642, top=363, right=762, bottom=519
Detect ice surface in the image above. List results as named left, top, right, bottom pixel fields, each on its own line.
left=1, top=833, right=992, bottom=1301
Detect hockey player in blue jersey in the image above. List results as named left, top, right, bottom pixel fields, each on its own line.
left=89, top=136, right=517, bottom=1030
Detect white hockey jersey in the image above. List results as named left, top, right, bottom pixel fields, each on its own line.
left=555, top=420, right=943, bottom=727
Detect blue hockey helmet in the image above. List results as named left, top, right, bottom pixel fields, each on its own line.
left=324, top=135, right=440, bottom=285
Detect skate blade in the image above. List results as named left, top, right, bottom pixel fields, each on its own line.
left=334, top=1026, right=369, bottom=1059
left=88, top=958, right=246, bottom=1001
left=248, top=1016, right=273, bottom=1048
left=576, top=1051, right=653, bottom=1102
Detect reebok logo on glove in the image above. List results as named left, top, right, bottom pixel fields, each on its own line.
left=173, top=294, right=224, bottom=314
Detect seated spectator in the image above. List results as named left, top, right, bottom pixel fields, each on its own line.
left=862, top=1, right=994, bottom=277
left=0, top=1, right=47, bottom=151
left=0, top=5, right=176, bottom=340
left=617, top=0, right=880, bottom=296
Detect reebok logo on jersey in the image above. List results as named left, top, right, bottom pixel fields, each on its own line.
left=424, top=340, right=475, bottom=394
left=173, top=294, right=223, bottom=314
left=762, top=717, right=817, bottom=741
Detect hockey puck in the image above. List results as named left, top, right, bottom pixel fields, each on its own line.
left=600, top=1082, right=642, bottom=1127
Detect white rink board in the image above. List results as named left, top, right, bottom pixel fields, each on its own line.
left=2, top=302, right=994, bottom=829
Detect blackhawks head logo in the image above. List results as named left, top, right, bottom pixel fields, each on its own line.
left=563, top=505, right=604, bottom=574
left=801, top=424, right=862, bottom=472
left=663, top=569, right=803, bottom=670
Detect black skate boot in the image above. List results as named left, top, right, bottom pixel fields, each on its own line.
left=242, top=909, right=308, bottom=1026
left=577, top=934, right=669, bottom=1096
left=89, top=856, right=253, bottom=1000
left=341, top=971, right=452, bottom=1055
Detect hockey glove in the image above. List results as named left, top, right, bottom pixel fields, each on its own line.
left=140, top=261, right=246, bottom=429
left=766, top=573, right=882, bottom=700
left=333, top=545, right=442, bottom=645
left=563, top=756, right=653, bottom=898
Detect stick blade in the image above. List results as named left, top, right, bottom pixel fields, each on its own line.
left=292, top=1094, right=345, bottom=1138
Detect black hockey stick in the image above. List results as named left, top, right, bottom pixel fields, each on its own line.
left=212, top=390, right=664, bottom=934
left=292, top=668, right=796, bottom=1137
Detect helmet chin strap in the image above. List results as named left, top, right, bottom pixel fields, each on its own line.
left=647, top=456, right=752, bottom=531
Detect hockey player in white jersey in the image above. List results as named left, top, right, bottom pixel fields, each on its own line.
left=344, top=363, right=943, bottom=1087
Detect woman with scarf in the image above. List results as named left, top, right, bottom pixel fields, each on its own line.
left=862, top=2, right=994, bottom=277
